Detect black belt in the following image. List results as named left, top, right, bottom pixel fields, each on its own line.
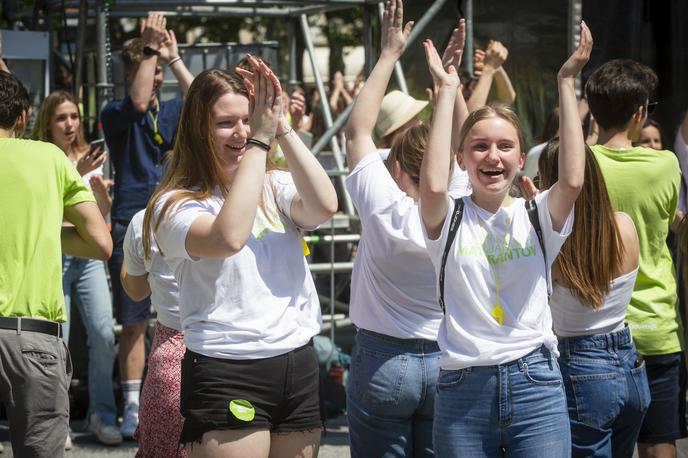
left=0, top=316, right=62, bottom=337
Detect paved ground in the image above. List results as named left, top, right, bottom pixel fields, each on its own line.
left=0, top=415, right=351, bottom=457
left=2, top=417, right=688, bottom=457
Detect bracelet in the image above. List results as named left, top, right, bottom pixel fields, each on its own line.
left=246, top=138, right=271, bottom=152
left=168, top=56, right=182, bottom=67
left=275, top=126, right=293, bottom=139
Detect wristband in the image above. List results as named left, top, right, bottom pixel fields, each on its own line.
left=168, top=56, right=182, bottom=67
left=143, top=46, right=161, bottom=57
left=276, top=126, right=293, bottom=139
left=246, top=138, right=271, bottom=152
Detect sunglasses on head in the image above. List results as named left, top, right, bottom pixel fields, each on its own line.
left=646, top=101, right=658, bottom=115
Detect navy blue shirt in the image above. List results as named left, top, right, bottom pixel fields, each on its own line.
left=101, top=96, right=183, bottom=223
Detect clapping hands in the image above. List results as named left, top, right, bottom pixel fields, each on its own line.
left=235, top=55, right=283, bottom=143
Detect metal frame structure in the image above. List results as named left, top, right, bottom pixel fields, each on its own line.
left=47, top=0, right=583, bottom=346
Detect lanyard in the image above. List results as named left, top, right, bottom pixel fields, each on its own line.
left=147, top=98, right=164, bottom=145
left=474, top=202, right=514, bottom=327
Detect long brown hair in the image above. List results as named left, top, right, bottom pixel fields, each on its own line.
left=31, top=90, right=87, bottom=151
left=538, top=138, right=624, bottom=309
left=142, top=69, right=249, bottom=259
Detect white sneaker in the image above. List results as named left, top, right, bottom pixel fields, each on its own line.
left=64, top=433, right=73, bottom=450
left=119, top=403, right=139, bottom=439
left=87, top=413, right=123, bottom=445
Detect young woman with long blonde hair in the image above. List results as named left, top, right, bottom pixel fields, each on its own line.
left=419, top=22, right=592, bottom=457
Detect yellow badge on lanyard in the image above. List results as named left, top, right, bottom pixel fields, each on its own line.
left=148, top=99, right=163, bottom=145
left=301, top=237, right=311, bottom=257
left=491, top=303, right=504, bottom=326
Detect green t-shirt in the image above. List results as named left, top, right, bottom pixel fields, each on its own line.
left=592, top=144, right=682, bottom=355
left=0, top=138, right=94, bottom=321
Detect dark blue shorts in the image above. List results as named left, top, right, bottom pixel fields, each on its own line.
left=637, top=351, right=688, bottom=443
left=109, top=220, right=151, bottom=326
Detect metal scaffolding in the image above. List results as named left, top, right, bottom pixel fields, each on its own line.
left=50, top=0, right=469, bottom=344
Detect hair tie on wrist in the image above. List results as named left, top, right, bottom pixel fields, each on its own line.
left=246, top=138, right=271, bottom=152
left=168, top=56, right=182, bottom=67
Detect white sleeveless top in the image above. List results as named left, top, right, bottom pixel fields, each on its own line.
left=550, top=267, right=639, bottom=337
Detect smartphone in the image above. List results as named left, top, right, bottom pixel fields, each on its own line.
left=88, top=139, right=106, bottom=159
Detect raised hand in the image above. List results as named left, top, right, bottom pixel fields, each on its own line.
left=140, top=12, right=167, bottom=51
left=289, top=90, right=306, bottom=127
left=245, top=57, right=283, bottom=143
left=484, top=40, right=508, bottom=70
left=442, top=18, right=466, bottom=72
left=424, top=39, right=461, bottom=90
left=559, top=21, right=592, bottom=80
left=159, top=29, right=180, bottom=64
left=380, top=0, right=414, bottom=58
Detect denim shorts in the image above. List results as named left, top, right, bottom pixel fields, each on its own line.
left=558, top=325, right=651, bottom=457
left=109, top=220, right=151, bottom=326
left=637, top=351, right=687, bottom=444
left=433, top=345, right=570, bottom=458
left=179, top=342, right=322, bottom=444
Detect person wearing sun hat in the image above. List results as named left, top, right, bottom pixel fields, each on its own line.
left=375, top=89, right=428, bottom=155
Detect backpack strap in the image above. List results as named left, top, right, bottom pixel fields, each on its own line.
left=439, top=198, right=465, bottom=314
left=525, top=199, right=550, bottom=298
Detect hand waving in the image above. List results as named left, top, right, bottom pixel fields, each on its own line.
left=380, top=0, right=414, bottom=58
left=558, top=21, right=592, bottom=80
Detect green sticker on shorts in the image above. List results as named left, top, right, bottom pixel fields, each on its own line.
left=228, top=399, right=255, bottom=422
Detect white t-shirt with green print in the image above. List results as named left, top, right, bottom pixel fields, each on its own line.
left=153, top=171, right=321, bottom=359
left=422, top=190, right=573, bottom=370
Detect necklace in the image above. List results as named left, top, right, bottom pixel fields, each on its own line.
left=473, top=201, right=514, bottom=326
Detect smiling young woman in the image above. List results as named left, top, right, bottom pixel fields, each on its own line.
left=419, top=22, right=592, bottom=457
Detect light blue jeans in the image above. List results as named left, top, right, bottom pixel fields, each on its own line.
left=433, top=345, right=571, bottom=458
left=347, top=328, right=441, bottom=458
left=558, top=326, right=650, bottom=457
left=62, top=255, right=117, bottom=426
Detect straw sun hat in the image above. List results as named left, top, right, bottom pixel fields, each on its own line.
left=374, top=90, right=429, bottom=139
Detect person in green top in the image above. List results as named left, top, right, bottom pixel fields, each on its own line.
left=586, top=58, right=683, bottom=458
left=0, top=69, right=112, bottom=457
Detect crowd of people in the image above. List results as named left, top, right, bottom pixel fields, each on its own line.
left=1, top=1, right=688, bottom=457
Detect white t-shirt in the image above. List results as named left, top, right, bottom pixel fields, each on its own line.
left=422, top=190, right=573, bottom=370
left=550, top=268, right=638, bottom=338
left=153, top=171, right=322, bottom=359
left=674, top=131, right=688, bottom=213
left=123, top=209, right=182, bottom=331
left=522, top=142, right=546, bottom=179
left=346, top=153, right=469, bottom=339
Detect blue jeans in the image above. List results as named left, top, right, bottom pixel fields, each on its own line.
left=346, top=329, right=441, bottom=458
left=62, top=255, right=117, bottom=426
left=433, top=345, right=570, bottom=458
left=558, top=326, right=651, bottom=457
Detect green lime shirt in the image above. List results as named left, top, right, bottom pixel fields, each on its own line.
left=592, top=144, right=682, bottom=355
left=0, top=138, right=94, bottom=321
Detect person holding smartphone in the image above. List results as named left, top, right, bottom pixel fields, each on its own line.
left=32, top=90, right=122, bottom=446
